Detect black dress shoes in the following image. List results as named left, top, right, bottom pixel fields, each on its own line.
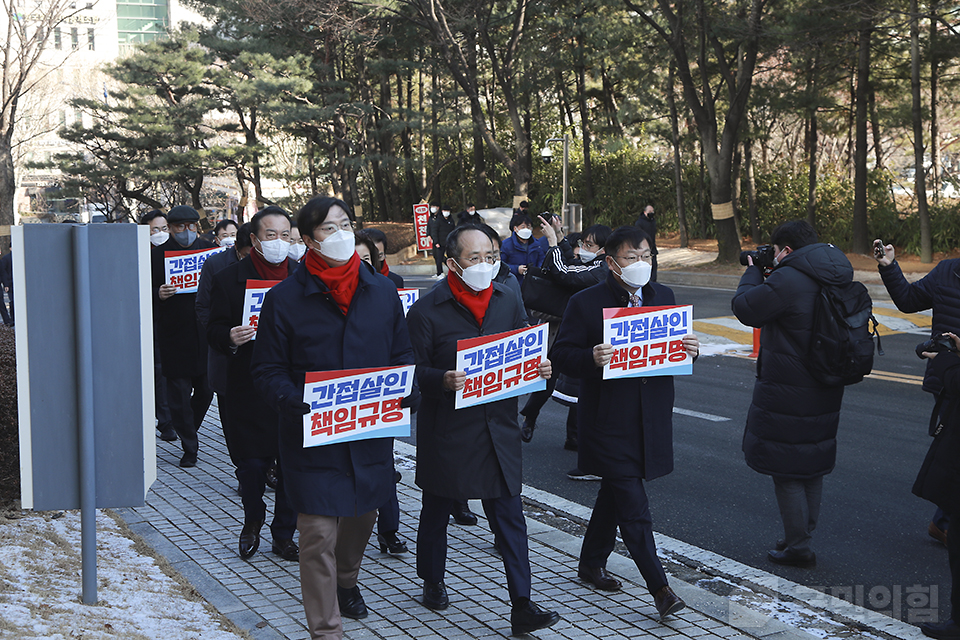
left=520, top=416, right=536, bottom=443
left=377, top=531, right=409, bottom=555
left=451, top=501, right=478, bottom=526
left=265, top=462, right=279, bottom=491
left=654, top=585, right=686, bottom=620
left=422, top=580, right=449, bottom=610
left=337, top=585, right=368, bottom=619
left=238, top=521, right=263, bottom=559
left=511, top=599, right=560, bottom=635
left=922, top=619, right=960, bottom=639
left=271, top=539, right=299, bottom=561
left=767, top=548, right=816, bottom=568
left=158, top=425, right=177, bottom=442
left=178, top=453, right=197, bottom=468
left=577, top=564, right=622, bottom=591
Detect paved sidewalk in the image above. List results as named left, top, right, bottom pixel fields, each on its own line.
left=117, top=402, right=924, bottom=640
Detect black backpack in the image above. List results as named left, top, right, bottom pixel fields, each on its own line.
left=806, top=281, right=883, bottom=386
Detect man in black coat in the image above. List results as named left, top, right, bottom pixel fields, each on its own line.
left=427, top=204, right=456, bottom=278
left=633, top=205, right=658, bottom=281
left=151, top=205, right=217, bottom=468
left=0, top=247, right=13, bottom=326
left=874, top=238, right=958, bottom=545
left=457, top=203, right=483, bottom=226
left=732, top=220, right=852, bottom=569
left=552, top=226, right=698, bottom=622
left=407, top=225, right=561, bottom=636
left=208, top=209, right=298, bottom=562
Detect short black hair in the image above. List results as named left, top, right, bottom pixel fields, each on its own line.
left=583, top=224, right=613, bottom=249
left=445, top=224, right=492, bottom=260
left=476, top=223, right=503, bottom=248
left=604, top=226, right=652, bottom=258
left=466, top=203, right=475, bottom=210
left=297, top=197, right=353, bottom=240
left=519, top=200, right=529, bottom=208
left=358, top=227, right=388, bottom=253
left=355, top=234, right=381, bottom=271
left=770, top=220, right=818, bottom=250
left=509, top=213, right=533, bottom=231
left=565, top=232, right=582, bottom=247
left=250, top=205, right=291, bottom=237
left=235, top=222, right=253, bottom=250
left=213, top=219, right=238, bottom=235
left=139, top=210, right=165, bottom=225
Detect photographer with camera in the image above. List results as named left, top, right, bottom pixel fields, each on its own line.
left=874, top=239, right=954, bottom=546
left=732, top=220, right=855, bottom=568
left=914, top=332, right=960, bottom=639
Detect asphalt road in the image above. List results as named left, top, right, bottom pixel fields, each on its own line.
left=399, top=277, right=951, bottom=624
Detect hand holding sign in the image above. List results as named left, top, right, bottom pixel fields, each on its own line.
left=158, top=284, right=177, bottom=300
left=593, top=343, right=614, bottom=368
left=443, top=370, right=466, bottom=391
left=230, top=325, right=256, bottom=347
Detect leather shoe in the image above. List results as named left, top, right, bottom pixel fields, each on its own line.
left=451, top=501, right=478, bottom=526
left=921, top=619, right=960, bottom=639
left=511, top=599, right=560, bottom=635
left=577, top=564, right=622, bottom=591
left=928, top=521, right=949, bottom=546
left=178, top=453, right=197, bottom=468
left=158, top=426, right=177, bottom=442
left=265, top=463, right=279, bottom=491
left=271, top=538, right=299, bottom=561
left=422, top=580, right=449, bottom=610
left=775, top=539, right=786, bottom=551
left=520, top=416, right=536, bottom=443
left=337, top=585, right=368, bottom=619
left=767, top=548, right=816, bottom=568
left=563, top=438, right=578, bottom=451
left=654, top=585, right=685, bottom=620
left=238, top=521, right=262, bottom=559
left=377, top=531, right=409, bottom=555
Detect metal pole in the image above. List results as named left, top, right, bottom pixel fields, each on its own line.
left=73, top=225, right=97, bottom=605
left=562, top=134, right=569, bottom=226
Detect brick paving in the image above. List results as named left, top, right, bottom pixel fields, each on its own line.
left=117, top=400, right=826, bottom=640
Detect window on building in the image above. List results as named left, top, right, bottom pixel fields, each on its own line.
left=54, top=28, right=61, bottom=50
left=70, top=28, right=78, bottom=50
left=87, top=28, right=94, bottom=51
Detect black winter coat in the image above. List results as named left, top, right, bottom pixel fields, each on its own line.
left=551, top=273, right=678, bottom=480
left=428, top=214, right=456, bottom=247
left=407, top=280, right=527, bottom=499
left=151, top=237, right=217, bottom=378
left=251, top=262, right=415, bottom=517
left=913, top=352, right=960, bottom=514
left=196, top=246, right=241, bottom=394
left=732, top=243, right=850, bottom=480
left=879, top=258, right=960, bottom=394
left=207, top=256, right=296, bottom=459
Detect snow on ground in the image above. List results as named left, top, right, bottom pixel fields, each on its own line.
left=0, top=508, right=246, bottom=640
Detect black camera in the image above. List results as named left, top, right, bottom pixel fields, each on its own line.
left=739, top=245, right=776, bottom=270
left=915, top=333, right=958, bottom=359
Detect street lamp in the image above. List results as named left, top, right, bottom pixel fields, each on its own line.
left=542, top=135, right=570, bottom=230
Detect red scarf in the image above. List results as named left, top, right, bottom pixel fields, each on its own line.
left=251, top=245, right=289, bottom=280
left=305, top=249, right=361, bottom=315
left=379, top=261, right=390, bottom=278
left=447, top=270, right=493, bottom=328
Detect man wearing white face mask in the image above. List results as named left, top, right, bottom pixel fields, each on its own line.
left=552, top=226, right=700, bottom=623
left=214, top=219, right=239, bottom=247
left=427, top=202, right=456, bottom=278
left=252, top=196, right=416, bottom=640
left=141, top=210, right=174, bottom=441
left=500, top=212, right=547, bottom=287
left=407, top=225, right=561, bottom=636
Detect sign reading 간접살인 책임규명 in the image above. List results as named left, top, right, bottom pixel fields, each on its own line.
left=164, top=246, right=227, bottom=294
left=455, top=323, right=548, bottom=410
left=602, top=305, right=693, bottom=380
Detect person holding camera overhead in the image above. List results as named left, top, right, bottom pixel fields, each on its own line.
left=732, top=220, right=854, bottom=568
left=874, top=238, right=955, bottom=547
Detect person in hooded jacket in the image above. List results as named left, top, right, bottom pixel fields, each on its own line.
left=732, top=220, right=851, bottom=569
left=500, top=213, right=547, bottom=287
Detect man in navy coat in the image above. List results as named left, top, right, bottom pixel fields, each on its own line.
left=252, top=197, right=414, bottom=640
left=407, top=225, right=561, bottom=636
left=552, top=226, right=699, bottom=622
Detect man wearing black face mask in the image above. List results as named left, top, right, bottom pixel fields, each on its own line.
left=152, top=205, right=217, bottom=468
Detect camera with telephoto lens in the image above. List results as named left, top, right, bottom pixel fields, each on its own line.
left=739, top=245, right=776, bottom=270
left=915, top=333, right=958, bottom=359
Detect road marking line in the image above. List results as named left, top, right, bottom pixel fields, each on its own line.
left=866, top=370, right=924, bottom=385
left=673, top=407, right=731, bottom=422
left=693, top=319, right=753, bottom=344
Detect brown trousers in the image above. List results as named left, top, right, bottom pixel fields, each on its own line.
left=298, top=510, right=377, bottom=640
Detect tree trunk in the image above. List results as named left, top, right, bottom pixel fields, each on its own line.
left=465, top=32, right=488, bottom=208
left=868, top=82, right=883, bottom=171
left=667, top=63, right=687, bottom=247
left=744, top=135, right=759, bottom=242
left=911, top=0, right=932, bottom=262
left=851, top=16, right=872, bottom=254
left=806, top=109, right=818, bottom=228
left=929, top=0, right=941, bottom=205
left=574, top=40, right=594, bottom=216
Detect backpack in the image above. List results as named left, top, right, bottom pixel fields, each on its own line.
left=806, top=281, right=883, bottom=386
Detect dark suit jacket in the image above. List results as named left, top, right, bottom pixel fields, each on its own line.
left=207, top=256, right=296, bottom=459
left=407, top=279, right=526, bottom=499
left=196, top=246, right=240, bottom=393
left=552, top=272, right=677, bottom=480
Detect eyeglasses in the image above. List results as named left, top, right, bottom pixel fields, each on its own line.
left=579, top=240, right=600, bottom=251
left=318, top=220, right=355, bottom=234
left=615, top=252, right=653, bottom=264
left=458, top=255, right=498, bottom=266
